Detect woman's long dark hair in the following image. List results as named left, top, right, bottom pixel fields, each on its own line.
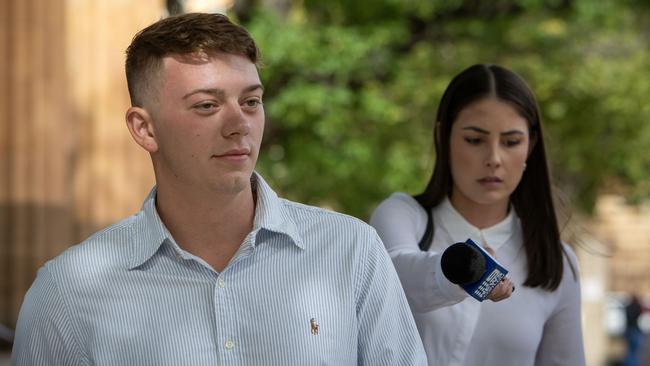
left=414, top=64, right=573, bottom=291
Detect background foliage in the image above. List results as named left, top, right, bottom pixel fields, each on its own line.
left=235, top=0, right=650, bottom=220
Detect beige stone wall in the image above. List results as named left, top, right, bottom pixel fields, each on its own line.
left=0, top=0, right=161, bottom=326
left=590, top=195, right=650, bottom=296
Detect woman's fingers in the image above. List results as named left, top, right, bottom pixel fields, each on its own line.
left=482, top=244, right=514, bottom=302
left=487, top=277, right=515, bottom=302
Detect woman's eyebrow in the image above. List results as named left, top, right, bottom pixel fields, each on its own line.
left=461, top=126, right=525, bottom=136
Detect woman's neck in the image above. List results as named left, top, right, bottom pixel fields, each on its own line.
left=448, top=192, right=509, bottom=230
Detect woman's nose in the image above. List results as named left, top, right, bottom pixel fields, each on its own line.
left=484, top=145, right=502, bottom=168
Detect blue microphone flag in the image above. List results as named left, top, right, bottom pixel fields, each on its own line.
left=461, top=238, right=509, bottom=302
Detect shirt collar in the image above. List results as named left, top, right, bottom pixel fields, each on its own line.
left=127, top=172, right=304, bottom=269
left=250, top=172, right=304, bottom=249
left=126, top=187, right=169, bottom=269
left=435, top=197, right=518, bottom=251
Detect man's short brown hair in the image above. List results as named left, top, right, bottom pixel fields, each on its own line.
left=125, top=13, right=261, bottom=106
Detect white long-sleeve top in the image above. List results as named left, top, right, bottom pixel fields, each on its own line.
left=369, top=193, right=585, bottom=366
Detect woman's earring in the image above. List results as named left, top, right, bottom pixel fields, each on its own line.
left=523, top=163, right=527, bottom=170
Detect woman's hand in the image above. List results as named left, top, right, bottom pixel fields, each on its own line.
left=484, top=245, right=515, bottom=302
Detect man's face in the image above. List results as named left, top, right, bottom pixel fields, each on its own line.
left=148, top=52, right=264, bottom=195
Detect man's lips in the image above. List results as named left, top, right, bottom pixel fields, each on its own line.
left=215, top=148, right=250, bottom=156
left=213, top=148, right=250, bottom=160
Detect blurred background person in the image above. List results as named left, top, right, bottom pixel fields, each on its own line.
left=0, top=324, right=12, bottom=350
left=623, top=294, right=645, bottom=366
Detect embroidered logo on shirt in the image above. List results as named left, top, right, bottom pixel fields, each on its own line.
left=310, top=318, right=320, bottom=335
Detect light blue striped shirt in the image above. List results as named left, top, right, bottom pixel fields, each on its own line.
left=12, top=173, right=426, bottom=365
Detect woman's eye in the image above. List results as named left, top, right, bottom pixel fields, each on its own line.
left=464, top=137, right=482, bottom=145
left=504, top=139, right=521, bottom=147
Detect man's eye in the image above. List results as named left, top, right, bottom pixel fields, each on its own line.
left=194, top=102, right=217, bottom=110
left=244, top=99, right=262, bottom=108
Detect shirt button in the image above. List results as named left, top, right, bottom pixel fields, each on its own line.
left=218, top=279, right=226, bottom=288
left=225, top=340, right=234, bottom=349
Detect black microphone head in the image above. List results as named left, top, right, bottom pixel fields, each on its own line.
left=441, top=242, right=486, bottom=285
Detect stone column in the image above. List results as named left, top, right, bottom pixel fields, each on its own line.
left=0, top=0, right=161, bottom=327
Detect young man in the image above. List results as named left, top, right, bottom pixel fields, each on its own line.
left=12, top=13, right=426, bottom=365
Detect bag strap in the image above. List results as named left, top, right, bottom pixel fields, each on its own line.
left=415, top=197, right=434, bottom=251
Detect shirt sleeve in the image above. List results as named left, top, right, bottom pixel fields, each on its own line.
left=369, top=194, right=466, bottom=313
left=534, top=245, right=586, bottom=366
left=355, top=229, right=428, bottom=366
left=12, top=265, right=89, bottom=366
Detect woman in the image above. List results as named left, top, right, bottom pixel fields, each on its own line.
left=370, top=64, right=585, bottom=366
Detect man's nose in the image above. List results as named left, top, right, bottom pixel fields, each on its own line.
left=221, top=101, right=250, bottom=137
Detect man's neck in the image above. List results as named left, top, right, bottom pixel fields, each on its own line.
left=154, top=182, right=256, bottom=272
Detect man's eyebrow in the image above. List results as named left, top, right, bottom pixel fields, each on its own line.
left=244, top=84, right=264, bottom=93
left=461, top=126, right=526, bottom=136
left=182, top=84, right=264, bottom=100
left=182, top=88, right=224, bottom=100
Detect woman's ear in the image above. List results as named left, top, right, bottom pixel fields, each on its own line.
left=125, top=107, right=158, bottom=153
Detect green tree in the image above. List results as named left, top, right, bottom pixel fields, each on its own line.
left=239, top=0, right=650, bottom=219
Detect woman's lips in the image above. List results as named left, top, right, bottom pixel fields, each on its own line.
left=478, top=176, right=502, bottom=183
left=477, top=177, right=503, bottom=188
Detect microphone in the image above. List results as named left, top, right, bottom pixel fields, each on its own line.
left=440, top=239, right=509, bottom=301
left=441, top=242, right=486, bottom=285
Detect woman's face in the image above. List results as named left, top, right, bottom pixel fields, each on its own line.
left=448, top=97, right=532, bottom=213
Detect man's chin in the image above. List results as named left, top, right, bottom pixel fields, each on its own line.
left=211, top=172, right=254, bottom=195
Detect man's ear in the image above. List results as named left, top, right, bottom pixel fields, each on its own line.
left=125, top=106, right=158, bottom=153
